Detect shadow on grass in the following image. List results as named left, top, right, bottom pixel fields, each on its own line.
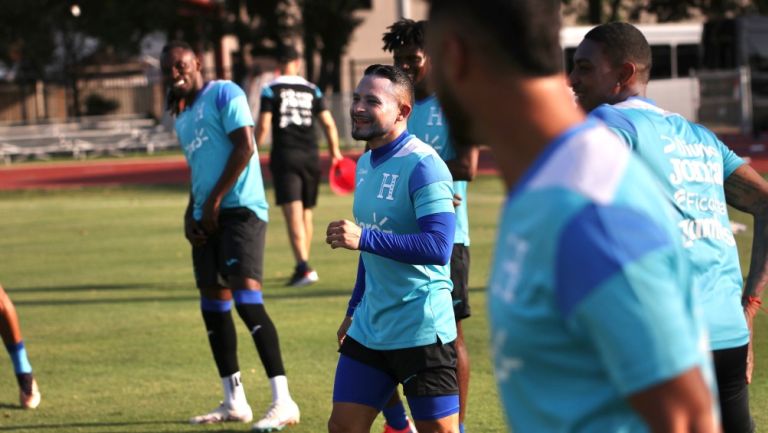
left=10, top=283, right=487, bottom=307
left=0, top=420, right=243, bottom=432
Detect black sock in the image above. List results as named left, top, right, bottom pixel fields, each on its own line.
left=201, top=308, right=239, bottom=377
left=235, top=303, right=286, bottom=377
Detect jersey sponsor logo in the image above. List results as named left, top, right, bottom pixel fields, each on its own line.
left=662, top=135, right=719, bottom=158
left=183, top=128, right=209, bottom=158
left=668, top=158, right=724, bottom=186
left=278, top=88, right=314, bottom=129
left=195, top=103, right=205, bottom=122
left=356, top=212, right=392, bottom=234
left=424, top=133, right=443, bottom=153
left=490, top=233, right=529, bottom=304
left=377, top=173, right=400, bottom=200
left=673, top=189, right=728, bottom=215
left=678, top=217, right=736, bottom=248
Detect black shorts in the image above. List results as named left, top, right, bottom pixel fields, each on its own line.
left=192, top=207, right=266, bottom=288
left=269, top=156, right=320, bottom=208
left=450, top=244, right=471, bottom=320
left=713, top=344, right=755, bottom=433
left=339, top=336, right=458, bottom=397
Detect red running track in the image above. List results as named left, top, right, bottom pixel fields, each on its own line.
left=0, top=147, right=766, bottom=190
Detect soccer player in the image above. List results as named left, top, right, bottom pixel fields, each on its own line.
left=256, top=45, right=343, bottom=287
left=1, top=283, right=40, bottom=409
left=569, top=22, right=768, bottom=433
left=377, top=19, right=478, bottom=433
left=426, top=1, right=719, bottom=432
left=161, top=41, right=299, bottom=432
left=326, top=64, right=459, bottom=433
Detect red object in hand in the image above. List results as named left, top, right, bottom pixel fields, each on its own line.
left=329, top=157, right=357, bottom=195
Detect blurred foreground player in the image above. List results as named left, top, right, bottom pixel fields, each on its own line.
left=426, top=1, right=719, bottom=432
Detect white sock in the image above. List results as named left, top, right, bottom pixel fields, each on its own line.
left=222, top=371, right=247, bottom=406
left=269, top=375, right=292, bottom=403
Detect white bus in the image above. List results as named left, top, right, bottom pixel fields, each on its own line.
left=561, top=23, right=703, bottom=120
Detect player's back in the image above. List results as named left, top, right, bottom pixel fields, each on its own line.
left=591, top=97, right=748, bottom=351
left=260, top=76, right=324, bottom=157
left=488, top=119, right=714, bottom=433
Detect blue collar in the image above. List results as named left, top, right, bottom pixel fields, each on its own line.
left=370, top=130, right=411, bottom=167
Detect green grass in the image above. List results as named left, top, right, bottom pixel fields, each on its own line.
left=0, top=177, right=765, bottom=432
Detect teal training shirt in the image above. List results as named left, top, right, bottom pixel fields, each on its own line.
left=174, top=80, right=269, bottom=222
left=591, top=97, right=748, bottom=351
left=489, top=120, right=716, bottom=433
left=408, top=95, right=470, bottom=246
left=347, top=133, right=457, bottom=350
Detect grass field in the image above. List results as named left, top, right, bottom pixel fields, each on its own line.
left=0, top=176, right=765, bottom=433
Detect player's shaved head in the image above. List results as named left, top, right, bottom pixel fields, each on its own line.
left=428, top=0, right=563, bottom=76
left=363, top=64, right=414, bottom=108
left=584, top=22, right=652, bottom=83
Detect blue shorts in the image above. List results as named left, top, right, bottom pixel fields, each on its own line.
left=332, top=337, right=459, bottom=421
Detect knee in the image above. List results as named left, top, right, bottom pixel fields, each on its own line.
left=327, top=415, right=347, bottom=433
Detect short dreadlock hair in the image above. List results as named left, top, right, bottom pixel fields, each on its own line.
left=382, top=19, right=426, bottom=52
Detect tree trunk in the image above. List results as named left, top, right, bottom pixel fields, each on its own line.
left=588, top=0, right=602, bottom=24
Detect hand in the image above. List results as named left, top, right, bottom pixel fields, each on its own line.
left=326, top=220, right=362, bottom=250
left=743, top=297, right=761, bottom=384
left=453, top=192, right=463, bottom=208
left=200, top=198, right=221, bottom=234
left=332, top=152, right=343, bottom=164
left=337, top=316, right=352, bottom=347
left=184, top=216, right=207, bottom=247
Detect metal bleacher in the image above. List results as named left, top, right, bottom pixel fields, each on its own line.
left=0, top=114, right=178, bottom=164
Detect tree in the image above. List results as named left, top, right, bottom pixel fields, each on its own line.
left=300, top=0, right=366, bottom=93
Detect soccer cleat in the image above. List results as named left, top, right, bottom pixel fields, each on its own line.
left=287, top=269, right=318, bottom=287
left=18, top=375, right=41, bottom=409
left=382, top=418, right=418, bottom=433
left=251, top=400, right=300, bottom=432
left=189, top=401, right=253, bottom=424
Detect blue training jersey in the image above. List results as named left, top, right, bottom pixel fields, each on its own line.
left=591, top=97, right=748, bottom=351
left=489, top=119, right=716, bottom=433
left=408, top=95, right=470, bottom=246
left=174, top=80, right=269, bottom=222
left=347, top=132, right=457, bottom=350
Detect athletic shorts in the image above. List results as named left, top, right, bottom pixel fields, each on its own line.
left=269, top=156, right=320, bottom=208
left=192, top=207, right=266, bottom=288
left=336, top=336, right=458, bottom=400
left=713, top=344, right=755, bottom=433
left=450, top=244, right=471, bottom=320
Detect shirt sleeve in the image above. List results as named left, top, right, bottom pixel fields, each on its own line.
left=346, top=255, right=366, bottom=317
left=216, top=82, right=255, bottom=133
left=359, top=212, right=455, bottom=265
left=260, top=85, right=275, bottom=113
left=555, top=203, right=702, bottom=396
left=590, top=105, right=638, bottom=149
left=312, top=86, right=326, bottom=115
left=698, top=124, right=745, bottom=178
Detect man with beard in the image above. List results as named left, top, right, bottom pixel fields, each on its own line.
left=368, top=19, right=478, bottom=433
left=161, top=41, right=300, bottom=432
left=326, top=64, right=458, bottom=433
left=425, top=1, right=719, bottom=432
left=569, top=22, right=768, bottom=433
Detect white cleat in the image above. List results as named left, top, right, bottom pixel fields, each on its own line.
left=189, top=401, right=253, bottom=424
left=19, top=377, right=41, bottom=409
left=288, top=270, right=319, bottom=287
left=252, top=400, right=300, bottom=432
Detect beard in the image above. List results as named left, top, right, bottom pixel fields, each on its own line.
left=434, top=76, right=478, bottom=149
left=351, top=121, right=388, bottom=142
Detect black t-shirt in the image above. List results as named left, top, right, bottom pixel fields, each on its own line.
left=260, top=75, right=326, bottom=161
